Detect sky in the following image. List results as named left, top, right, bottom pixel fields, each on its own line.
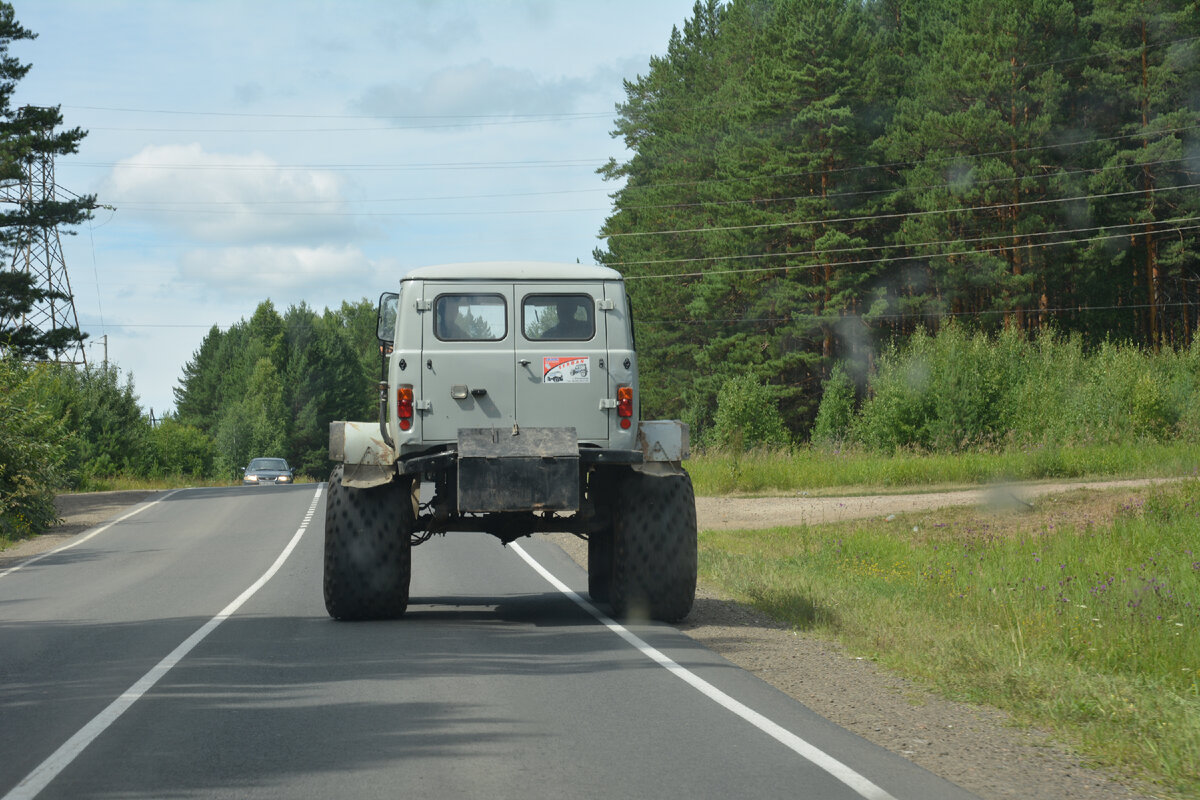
left=9, top=0, right=698, bottom=417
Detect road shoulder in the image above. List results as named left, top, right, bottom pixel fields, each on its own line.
left=0, top=491, right=160, bottom=569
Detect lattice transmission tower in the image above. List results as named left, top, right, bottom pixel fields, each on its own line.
left=0, top=112, right=87, bottom=366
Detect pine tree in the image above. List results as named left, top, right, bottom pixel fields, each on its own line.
left=596, top=0, right=731, bottom=427
left=690, top=0, right=881, bottom=435
left=876, top=0, right=1078, bottom=334
left=1082, top=0, right=1200, bottom=347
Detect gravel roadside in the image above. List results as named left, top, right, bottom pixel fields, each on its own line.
left=2, top=481, right=1168, bottom=799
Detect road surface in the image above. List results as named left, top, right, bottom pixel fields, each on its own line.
left=0, top=484, right=977, bottom=799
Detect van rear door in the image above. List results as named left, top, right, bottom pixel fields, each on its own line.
left=419, top=284, right=516, bottom=442
left=514, top=286, right=609, bottom=443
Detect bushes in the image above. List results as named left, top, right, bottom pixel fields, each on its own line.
left=811, top=364, right=855, bottom=447
left=710, top=374, right=791, bottom=451
left=814, top=325, right=1200, bottom=452
left=0, top=359, right=71, bottom=540
left=146, top=419, right=216, bottom=478
left=1, top=357, right=219, bottom=541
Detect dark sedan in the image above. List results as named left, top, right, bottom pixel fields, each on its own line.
left=242, top=458, right=294, bottom=485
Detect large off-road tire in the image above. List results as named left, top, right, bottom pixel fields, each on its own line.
left=586, top=469, right=620, bottom=603
left=610, top=469, right=697, bottom=623
left=588, top=529, right=614, bottom=604
left=323, top=465, right=413, bottom=620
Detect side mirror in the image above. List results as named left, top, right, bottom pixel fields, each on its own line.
left=377, top=292, right=399, bottom=346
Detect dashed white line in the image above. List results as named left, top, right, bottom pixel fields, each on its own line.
left=509, top=541, right=898, bottom=800
left=3, top=486, right=324, bottom=800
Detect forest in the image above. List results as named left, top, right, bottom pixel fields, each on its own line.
left=595, top=0, right=1200, bottom=441
left=5, top=0, right=1200, bottom=539
left=170, top=299, right=381, bottom=479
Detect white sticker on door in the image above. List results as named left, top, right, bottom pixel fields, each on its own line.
left=543, top=356, right=590, bottom=383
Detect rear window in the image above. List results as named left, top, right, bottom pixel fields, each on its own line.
left=435, top=294, right=507, bottom=341
left=522, top=294, right=594, bottom=341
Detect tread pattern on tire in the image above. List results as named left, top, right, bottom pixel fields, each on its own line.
left=588, top=527, right=614, bottom=603
left=610, top=469, right=697, bottom=623
left=586, top=469, right=621, bottom=603
left=323, top=465, right=413, bottom=620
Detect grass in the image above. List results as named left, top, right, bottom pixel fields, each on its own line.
left=698, top=479, right=1200, bottom=797
left=687, top=440, right=1200, bottom=496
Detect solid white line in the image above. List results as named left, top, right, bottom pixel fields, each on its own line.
left=0, top=491, right=181, bottom=580
left=3, top=486, right=325, bottom=800
left=509, top=542, right=898, bottom=800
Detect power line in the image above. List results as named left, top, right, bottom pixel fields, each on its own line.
left=604, top=182, right=1200, bottom=240
left=605, top=123, right=1200, bottom=197
left=85, top=113, right=612, bottom=134
left=70, top=158, right=607, bottom=172
left=65, top=104, right=614, bottom=121
left=635, top=300, right=1198, bottom=327
left=635, top=215, right=1200, bottom=266
left=613, top=157, right=1194, bottom=214
left=618, top=221, right=1200, bottom=279
left=104, top=204, right=605, bottom=218
left=93, top=156, right=1190, bottom=211
left=88, top=179, right=1200, bottom=224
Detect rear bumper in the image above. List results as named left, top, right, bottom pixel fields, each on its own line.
left=396, top=444, right=642, bottom=477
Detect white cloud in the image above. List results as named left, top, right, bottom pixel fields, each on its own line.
left=101, top=144, right=354, bottom=244
left=178, top=244, right=378, bottom=300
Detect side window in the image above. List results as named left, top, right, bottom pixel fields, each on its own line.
left=523, top=294, right=594, bottom=341
left=435, top=294, right=507, bottom=341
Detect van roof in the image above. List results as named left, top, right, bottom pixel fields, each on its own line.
left=401, top=262, right=624, bottom=283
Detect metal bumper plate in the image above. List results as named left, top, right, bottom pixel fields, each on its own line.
left=457, top=427, right=579, bottom=512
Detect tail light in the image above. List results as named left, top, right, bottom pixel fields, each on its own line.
left=616, top=385, right=633, bottom=430
left=397, top=385, right=414, bottom=431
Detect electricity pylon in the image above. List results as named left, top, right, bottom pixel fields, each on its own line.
left=0, top=113, right=87, bottom=366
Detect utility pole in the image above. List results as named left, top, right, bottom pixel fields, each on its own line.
left=0, top=107, right=87, bottom=366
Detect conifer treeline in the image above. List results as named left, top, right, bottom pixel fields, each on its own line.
left=173, top=299, right=379, bottom=477
left=595, top=0, right=1200, bottom=441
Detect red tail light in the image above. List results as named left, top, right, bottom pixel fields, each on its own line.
left=397, top=386, right=414, bottom=431
left=616, top=385, right=633, bottom=429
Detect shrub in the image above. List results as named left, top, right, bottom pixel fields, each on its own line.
left=811, top=364, right=856, bottom=447
left=148, top=419, right=216, bottom=477
left=0, top=359, right=70, bottom=540
left=711, top=373, right=791, bottom=451
left=840, top=327, right=1200, bottom=453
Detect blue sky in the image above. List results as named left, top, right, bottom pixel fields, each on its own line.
left=10, top=1, right=697, bottom=416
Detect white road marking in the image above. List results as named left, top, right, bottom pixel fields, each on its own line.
left=3, top=486, right=324, bottom=800
left=510, top=541, right=899, bottom=800
left=0, top=491, right=180, bottom=580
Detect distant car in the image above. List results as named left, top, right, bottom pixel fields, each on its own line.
left=242, top=458, right=294, bottom=485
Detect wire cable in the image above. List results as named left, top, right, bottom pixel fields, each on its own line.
left=604, top=182, right=1200, bottom=240
left=617, top=222, right=1200, bottom=279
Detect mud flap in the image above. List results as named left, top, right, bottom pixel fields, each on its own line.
left=457, top=427, right=579, bottom=512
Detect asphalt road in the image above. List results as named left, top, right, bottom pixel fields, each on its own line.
left=0, top=485, right=978, bottom=800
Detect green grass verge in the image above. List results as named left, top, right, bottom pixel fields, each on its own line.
left=688, top=441, right=1200, bottom=496
left=699, top=480, right=1200, bottom=797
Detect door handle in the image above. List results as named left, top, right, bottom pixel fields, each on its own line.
left=471, top=388, right=488, bottom=397
left=518, top=359, right=531, bottom=366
